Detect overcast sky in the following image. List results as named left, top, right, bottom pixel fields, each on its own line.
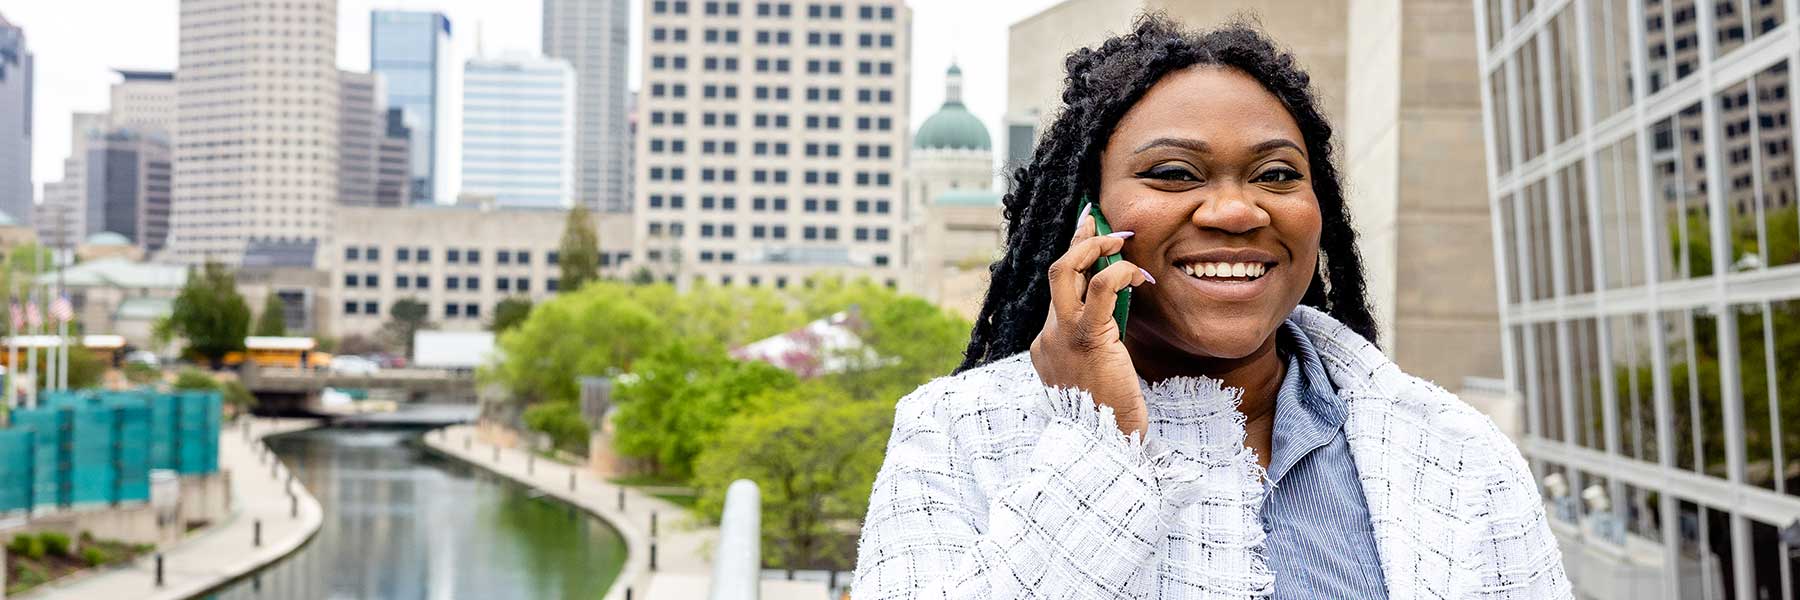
left=0, top=0, right=1069, bottom=201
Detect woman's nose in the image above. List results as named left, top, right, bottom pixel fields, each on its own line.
left=1189, top=186, right=1271, bottom=235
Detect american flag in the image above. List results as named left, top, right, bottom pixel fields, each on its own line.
left=49, top=295, right=74, bottom=324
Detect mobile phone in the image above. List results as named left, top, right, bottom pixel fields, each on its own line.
left=1086, top=199, right=1130, bottom=339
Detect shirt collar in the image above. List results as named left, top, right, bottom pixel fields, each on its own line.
left=1266, top=318, right=1347, bottom=484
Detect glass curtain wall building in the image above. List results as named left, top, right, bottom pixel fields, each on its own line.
left=460, top=55, right=577, bottom=208
left=371, top=10, right=451, bottom=205
left=1475, top=0, right=1800, bottom=598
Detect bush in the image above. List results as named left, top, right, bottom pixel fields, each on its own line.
left=172, top=368, right=217, bottom=391
left=8, top=533, right=45, bottom=559
left=522, top=401, right=590, bottom=455
left=221, top=380, right=256, bottom=411
left=38, top=531, right=69, bottom=557
left=81, top=546, right=109, bottom=566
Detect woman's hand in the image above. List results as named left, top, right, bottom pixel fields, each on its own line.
left=1030, top=206, right=1153, bottom=436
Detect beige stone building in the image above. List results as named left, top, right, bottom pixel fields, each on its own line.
left=321, top=203, right=634, bottom=338
left=632, top=0, right=913, bottom=290
left=907, top=64, right=1005, bottom=320
left=1006, top=0, right=1497, bottom=387
left=169, top=0, right=340, bottom=264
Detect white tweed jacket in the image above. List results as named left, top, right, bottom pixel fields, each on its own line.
left=852, top=305, right=1570, bottom=599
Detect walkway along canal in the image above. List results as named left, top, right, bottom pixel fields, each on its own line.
left=205, top=428, right=627, bottom=599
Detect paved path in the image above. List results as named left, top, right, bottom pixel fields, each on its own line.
left=22, top=418, right=325, bottom=600
left=423, top=425, right=829, bottom=600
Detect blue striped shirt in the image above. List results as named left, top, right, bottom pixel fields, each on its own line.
left=1263, top=320, right=1388, bottom=598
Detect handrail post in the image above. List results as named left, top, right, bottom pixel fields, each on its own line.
left=709, top=479, right=760, bottom=600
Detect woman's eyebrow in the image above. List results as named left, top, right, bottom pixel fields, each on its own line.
left=1132, top=137, right=1209, bottom=154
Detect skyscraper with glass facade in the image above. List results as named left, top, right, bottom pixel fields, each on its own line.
left=543, top=0, right=632, bottom=213
left=371, top=10, right=451, bottom=205
left=0, top=12, right=32, bottom=226
left=1475, top=0, right=1800, bottom=597
left=461, top=55, right=577, bottom=208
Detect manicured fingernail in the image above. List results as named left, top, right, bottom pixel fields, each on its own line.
left=1139, top=268, right=1156, bottom=284
left=1106, top=231, right=1134, bottom=239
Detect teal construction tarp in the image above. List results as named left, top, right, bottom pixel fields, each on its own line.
left=0, top=390, right=220, bottom=513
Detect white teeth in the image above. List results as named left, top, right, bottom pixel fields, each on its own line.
left=1178, top=262, right=1270, bottom=280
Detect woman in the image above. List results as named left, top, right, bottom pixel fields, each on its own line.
left=852, top=15, right=1568, bottom=599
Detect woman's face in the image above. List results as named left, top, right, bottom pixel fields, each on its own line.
left=1098, top=65, right=1322, bottom=360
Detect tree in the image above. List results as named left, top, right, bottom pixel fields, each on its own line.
left=480, top=282, right=669, bottom=405
left=382, top=298, right=433, bottom=358
left=166, top=262, right=251, bottom=368
left=522, top=400, right=590, bottom=455
left=253, top=294, right=287, bottom=337
left=611, top=340, right=797, bottom=478
left=558, top=205, right=600, bottom=293
left=491, top=297, right=533, bottom=333
left=693, top=384, right=892, bottom=571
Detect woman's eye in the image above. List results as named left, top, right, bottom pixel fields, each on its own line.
left=1136, top=165, right=1201, bottom=182
left=1254, top=167, right=1304, bottom=183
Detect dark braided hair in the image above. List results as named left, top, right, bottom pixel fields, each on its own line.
left=956, top=13, right=1379, bottom=373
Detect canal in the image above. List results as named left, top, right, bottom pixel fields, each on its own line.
left=207, top=428, right=628, bottom=600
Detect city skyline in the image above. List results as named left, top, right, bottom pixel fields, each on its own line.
left=3, top=0, right=1066, bottom=204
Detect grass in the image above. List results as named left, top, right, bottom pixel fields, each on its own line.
left=5, top=532, right=151, bottom=596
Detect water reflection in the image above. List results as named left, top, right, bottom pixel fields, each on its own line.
left=208, top=429, right=626, bottom=600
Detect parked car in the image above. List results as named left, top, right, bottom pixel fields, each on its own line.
left=328, top=355, right=381, bottom=376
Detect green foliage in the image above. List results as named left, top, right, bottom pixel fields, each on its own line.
left=37, top=531, right=69, bottom=557
left=123, top=362, right=161, bottom=385
left=382, top=298, right=433, bottom=357
left=481, top=282, right=673, bottom=405
left=693, top=384, right=892, bottom=570
left=81, top=546, right=108, bottom=566
left=172, top=368, right=217, bottom=391
left=8, top=533, right=45, bottom=559
left=28, top=347, right=104, bottom=391
left=254, top=294, right=287, bottom=337
left=491, top=297, right=533, bottom=333
left=523, top=401, right=591, bottom=455
left=167, top=262, right=251, bottom=365
left=611, top=340, right=798, bottom=479
left=221, top=379, right=256, bottom=411
left=559, top=205, right=601, bottom=292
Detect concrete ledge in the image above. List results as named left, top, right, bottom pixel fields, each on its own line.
left=18, top=419, right=325, bottom=600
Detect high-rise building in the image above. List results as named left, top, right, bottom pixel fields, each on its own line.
left=38, top=113, right=110, bottom=249
left=378, top=109, right=412, bottom=207
left=85, top=130, right=172, bottom=254
left=634, top=0, right=912, bottom=289
left=0, top=12, right=32, bottom=226
left=109, top=70, right=175, bottom=136
left=1474, top=0, right=1800, bottom=598
left=339, top=71, right=395, bottom=207
left=460, top=54, right=577, bottom=208
left=170, top=0, right=339, bottom=264
left=371, top=10, right=451, bottom=205
left=543, top=0, right=631, bottom=212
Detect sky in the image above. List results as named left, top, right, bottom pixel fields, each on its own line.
left=1, top=0, right=1068, bottom=201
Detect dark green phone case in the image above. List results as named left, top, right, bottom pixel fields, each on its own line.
left=1085, top=199, right=1130, bottom=339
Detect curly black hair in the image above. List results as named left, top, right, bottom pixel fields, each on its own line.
left=956, top=13, right=1379, bottom=373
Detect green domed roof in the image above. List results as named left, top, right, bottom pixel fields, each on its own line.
left=914, top=102, right=991, bottom=151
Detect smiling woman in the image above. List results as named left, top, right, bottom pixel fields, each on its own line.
left=851, top=14, right=1570, bottom=600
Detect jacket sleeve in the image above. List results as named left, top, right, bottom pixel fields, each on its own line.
left=1460, top=425, right=1573, bottom=599
left=850, top=377, right=1174, bottom=600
